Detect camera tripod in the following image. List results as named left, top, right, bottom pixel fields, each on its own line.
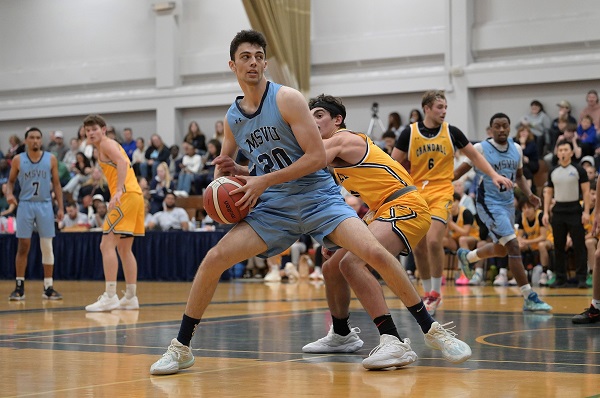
left=366, top=102, right=386, bottom=137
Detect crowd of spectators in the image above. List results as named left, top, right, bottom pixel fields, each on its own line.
left=1, top=90, right=600, bottom=286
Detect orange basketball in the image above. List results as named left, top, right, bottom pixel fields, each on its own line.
left=203, top=176, right=249, bottom=224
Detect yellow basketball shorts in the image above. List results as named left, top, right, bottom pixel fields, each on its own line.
left=103, top=192, right=145, bottom=237
left=415, top=182, right=453, bottom=224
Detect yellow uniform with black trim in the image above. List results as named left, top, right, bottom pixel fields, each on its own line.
left=450, top=206, right=479, bottom=241
left=585, top=208, right=600, bottom=239
left=407, top=122, right=454, bottom=223
left=99, top=145, right=145, bottom=236
left=333, top=131, right=431, bottom=254
left=521, top=209, right=553, bottom=250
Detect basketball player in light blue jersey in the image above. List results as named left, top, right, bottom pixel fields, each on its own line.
left=5, top=127, right=64, bottom=301
left=150, top=30, right=471, bottom=375
left=455, top=113, right=552, bottom=311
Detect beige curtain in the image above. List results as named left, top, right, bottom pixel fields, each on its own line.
left=242, top=0, right=310, bottom=95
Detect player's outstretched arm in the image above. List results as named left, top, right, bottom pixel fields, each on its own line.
left=461, top=142, right=513, bottom=190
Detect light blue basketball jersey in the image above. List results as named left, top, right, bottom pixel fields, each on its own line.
left=226, top=81, right=333, bottom=196
left=17, top=151, right=52, bottom=202
left=476, top=138, right=520, bottom=207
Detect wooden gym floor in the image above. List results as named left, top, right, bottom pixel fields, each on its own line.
left=0, top=279, right=599, bottom=397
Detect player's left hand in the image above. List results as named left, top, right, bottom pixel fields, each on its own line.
left=231, top=175, right=268, bottom=210
left=528, top=194, right=541, bottom=209
left=109, top=191, right=122, bottom=211
left=493, top=174, right=513, bottom=191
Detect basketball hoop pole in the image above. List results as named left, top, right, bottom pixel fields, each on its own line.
left=366, top=102, right=386, bottom=138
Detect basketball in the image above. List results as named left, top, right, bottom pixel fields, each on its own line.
left=203, top=176, right=249, bottom=224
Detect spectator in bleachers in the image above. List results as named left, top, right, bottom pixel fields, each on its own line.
left=62, top=137, right=80, bottom=171
left=59, top=201, right=89, bottom=230
left=196, top=139, right=221, bottom=193
left=214, top=120, right=225, bottom=142
left=177, top=142, right=202, bottom=194
left=147, top=191, right=190, bottom=231
left=168, top=144, right=182, bottom=182
left=549, top=100, right=577, bottom=151
left=143, top=199, right=154, bottom=230
left=380, top=130, right=397, bottom=156
left=387, top=112, right=403, bottom=137
left=579, top=89, right=600, bottom=129
left=149, top=162, right=175, bottom=214
left=77, top=125, right=94, bottom=160
left=62, top=151, right=92, bottom=201
left=452, top=180, right=476, bottom=216
left=47, top=131, right=68, bottom=161
left=184, top=121, right=207, bottom=154
left=581, top=156, right=598, bottom=182
left=516, top=100, right=552, bottom=156
left=90, top=200, right=108, bottom=230
left=78, top=166, right=110, bottom=206
left=121, top=128, right=136, bottom=161
left=131, top=137, right=145, bottom=177
left=577, top=114, right=597, bottom=157
left=137, top=176, right=151, bottom=201
left=5, top=135, right=23, bottom=165
left=515, top=125, right=539, bottom=189
left=408, top=108, right=423, bottom=124
left=141, top=134, right=170, bottom=180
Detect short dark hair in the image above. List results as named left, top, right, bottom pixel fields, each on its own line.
left=24, top=127, right=42, bottom=139
left=381, top=130, right=396, bottom=140
left=453, top=192, right=461, bottom=202
left=564, top=122, right=578, bottom=133
left=556, top=140, right=574, bottom=151
left=230, top=30, right=267, bottom=61
left=83, top=114, right=107, bottom=128
left=308, top=94, right=347, bottom=129
left=489, top=113, right=511, bottom=127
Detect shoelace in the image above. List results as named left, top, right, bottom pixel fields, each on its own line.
left=322, top=326, right=361, bottom=342
left=368, top=338, right=394, bottom=357
left=434, top=322, right=458, bottom=342
left=165, top=344, right=188, bottom=360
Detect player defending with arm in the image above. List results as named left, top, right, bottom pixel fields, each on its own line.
left=301, top=94, right=471, bottom=369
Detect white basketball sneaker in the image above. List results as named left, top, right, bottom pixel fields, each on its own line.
left=424, top=321, right=472, bottom=364
left=150, top=338, right=195, bottom=375
left=302, top=326, right=363, bottom=353
left=118, top=295, right=139, bottom=310
left=85, top=292, right=120, bottom=312
left=362, top=335, right=418, bottom=370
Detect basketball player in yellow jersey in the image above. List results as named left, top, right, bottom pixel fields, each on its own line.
left=303, top=94, right=471, bottom=369
left=83, top=114, right=145, bottom=312
left=392, top=90, right=512, bottom=314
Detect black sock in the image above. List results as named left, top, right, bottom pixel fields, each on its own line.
left=177, top=314, right=201, bottom=346
left=332, top=315, right=351, bottom=336
left=407, top=301, right=435, bottom=334
left=373, top=314, right=400, bottom=339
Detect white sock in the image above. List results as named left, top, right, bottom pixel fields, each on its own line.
left=44, top=278, right=53, bottom=290
left=125, top=284, right=137, bottom=299
left=422, top=278, right=432, bottom=293
left=592, top=299, right=600, bottom=309
left=520, top=284, right=532, bottom=299
left=467, top=250, right=481, bottom=263
left=499, top=268, right=508, bottom=276
left=475, top=268, right=483, bottom=277
left=431, top=277, right=442, bottom=294
left=106, top=282, right=117, bottom=297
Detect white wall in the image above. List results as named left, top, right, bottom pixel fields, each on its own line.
left=1, top=0, right=600, bottom=150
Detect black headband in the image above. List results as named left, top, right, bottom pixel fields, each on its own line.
left=310, top=101, right=346, bottom=120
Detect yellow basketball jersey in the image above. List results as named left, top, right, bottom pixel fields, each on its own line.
left=333, top=132, right=414, bottom=210
left=450, top=206, right=479, bottom=240
left=99, top=144, right=142, bottom=195
left=407, top=122, right=454, bottom=186
left=522, top=209, right=552, bottom=242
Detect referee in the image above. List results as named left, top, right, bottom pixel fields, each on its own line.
left=542, top=139, right=590, bottom=288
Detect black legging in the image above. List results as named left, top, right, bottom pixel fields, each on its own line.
left=551, top=210, right=587, bottom=282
